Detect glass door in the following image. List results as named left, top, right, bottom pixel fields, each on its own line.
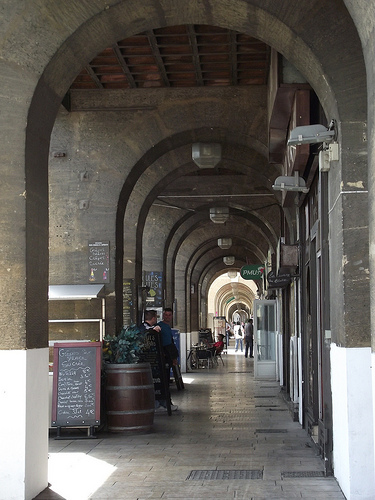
left=254, top=299, right=277, bottom=379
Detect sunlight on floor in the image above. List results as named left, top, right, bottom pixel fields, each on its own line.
left=48, top=453, right=116, bottom=500
left=180, top=376, right=194, bottom=384
left=227, top=346, right=245, bottom=355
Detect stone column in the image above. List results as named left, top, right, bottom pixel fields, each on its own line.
left=0, top=69, right=50, bottom=498
left=329, top=120, right=374, bottom=498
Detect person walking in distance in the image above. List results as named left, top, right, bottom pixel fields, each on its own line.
left=244, top=318, right=254, bottom=358
left=234, top=321, right=243, bottom=352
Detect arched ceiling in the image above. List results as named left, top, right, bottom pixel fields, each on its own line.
left=215, top=281, right=256, bottom=316
left=207, top=274, right=257, bottom=321
left=71, top=13, right=362, bottom=325
left=19, top=0, right=366, bottom=333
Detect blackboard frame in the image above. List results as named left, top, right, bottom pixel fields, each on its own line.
left=51, top=342, right=102, bottom=429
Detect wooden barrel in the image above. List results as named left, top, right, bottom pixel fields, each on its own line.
left=105, top=363, right=155, bottom=432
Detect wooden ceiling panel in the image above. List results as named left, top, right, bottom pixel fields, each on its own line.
left=70, top=25, right=270, bottom=91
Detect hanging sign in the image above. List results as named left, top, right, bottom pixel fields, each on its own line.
left=267, top=270, right=291, bottom=288
left=88, top=241, right=110, bottom=283
left=142, top=271, right=163, bottom=307
left=240, top=264, right=265, bottom=280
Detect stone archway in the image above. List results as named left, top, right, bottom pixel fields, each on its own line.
left=0, top=1, right=367, bottom=498
left=22, top=0, right=366, bottom=348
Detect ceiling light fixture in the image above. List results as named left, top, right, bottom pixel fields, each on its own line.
left=210, top=207, right=229, bottom=224
left=223, top=256, right=235, bottom=266
left=218, top=238, right=232, bottom=249
left=192, top=143, right=221, bottom=168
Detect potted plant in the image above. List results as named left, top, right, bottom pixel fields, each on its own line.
left=103, top=324, right=155, bottom=432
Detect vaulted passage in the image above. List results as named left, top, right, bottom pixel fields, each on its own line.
left=1, top=2, right=374, bottom=499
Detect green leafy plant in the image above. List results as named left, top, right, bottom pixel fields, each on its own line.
left=103, top=324, right=147, bottom=364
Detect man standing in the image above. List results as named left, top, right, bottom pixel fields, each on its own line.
left=157, top=307, right=179, bottom=411
left=139, top=309, right=161, bottom=333
left=138, top=310, right=164, bottom=411
left=244, top=318, right=254, bottom=358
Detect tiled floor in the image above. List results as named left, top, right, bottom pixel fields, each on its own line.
left=35, top=347, right=346, bottom=499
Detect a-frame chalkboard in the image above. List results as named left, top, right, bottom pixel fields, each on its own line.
left=139, top=329, right=172, bottom=416
left=51, top=342, right=102, bottom=437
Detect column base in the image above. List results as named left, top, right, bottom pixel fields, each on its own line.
left=0, top=348, right=49, bottom=500
left=331, top=344, right=375, bottom=499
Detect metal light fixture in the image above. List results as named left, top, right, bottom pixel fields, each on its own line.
left=223, top=256, right=235, bottom=266
left=228, top=270, right=237, bottom=279
left=192, top=143, right=221, bottom=168
left=210, top=207, right=229, bottom=224
left=272, top=172, right=309, bottom=193
left=287, top=122, right=335, bottom=147
left=218, top=238, right=232, bottom=249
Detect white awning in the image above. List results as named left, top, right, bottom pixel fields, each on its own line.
left=48, top=285, right=105, bottom=300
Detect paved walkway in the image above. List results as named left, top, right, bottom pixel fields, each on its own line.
left=35, top=347, right=345, bottom=499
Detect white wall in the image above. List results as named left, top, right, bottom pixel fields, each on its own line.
left=0, top=349, right=49, bottom=500
left=331, top=344, right=375, bottom=499
left=373, top=351, right=375, bottom=490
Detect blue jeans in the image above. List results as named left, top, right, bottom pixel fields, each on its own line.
left=235, top=338, right=243, bottom=351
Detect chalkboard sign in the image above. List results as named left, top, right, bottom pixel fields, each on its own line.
left=88, top=241, right=110, bottom=283
left=123, top=279, right=134, bottom=325
left=139, top=330, right=171, bottom=415
left=51, top=342, right=101, bottom=428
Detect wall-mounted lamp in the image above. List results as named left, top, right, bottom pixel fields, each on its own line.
left=223, top=256, right=235, bottom=266
left=218, top=238, right=232, bottom=249
left=192, top=143, right=222, bottom=168
left=210, top=207, right=229, bottom=224
left=272, top=172, right=309, bottom=193
left=287, top=121, right=335, bottom=147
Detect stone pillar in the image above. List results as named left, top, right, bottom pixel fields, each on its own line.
left=340, top=8, right=375, bottom=491
left=0, top=350, right=49, bottom=500
left=0, top=64, right=50, bottom=499
left=329, top=121, right=374, bottom=499
left=331, top=345, right=375, bottom=498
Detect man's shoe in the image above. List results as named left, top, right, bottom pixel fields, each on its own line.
left=170, top=404, right=178, bottom=411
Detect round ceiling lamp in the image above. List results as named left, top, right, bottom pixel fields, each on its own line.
left=218, top=238, right=232, bottom=249
left=223, top=256, right=235, bottom=266
left=210, top=207, right=229, bottom=224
